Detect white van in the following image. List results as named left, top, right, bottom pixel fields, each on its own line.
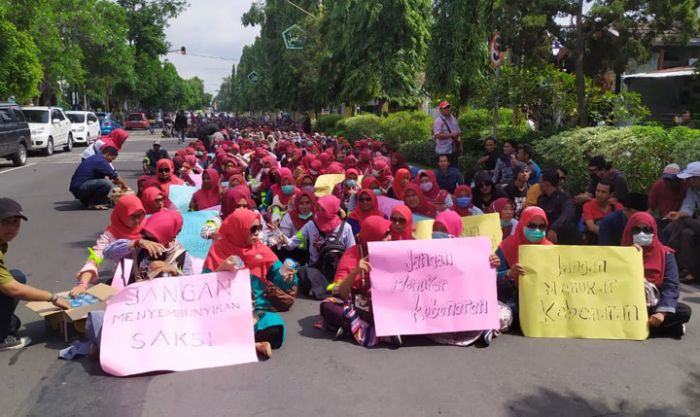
left=66, top=111, right=101, bottom=145
left=21, top=106, right=73, bottom=155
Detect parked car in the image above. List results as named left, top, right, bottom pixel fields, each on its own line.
left=21, top=106, right=73, bottom=155
left=0, top=102, right=30, bottom=166
left=125, top=112, right=150, bottom=130
left=95, top=112, right=122, bottom=135
left=66, top=111, right=101, bottom=145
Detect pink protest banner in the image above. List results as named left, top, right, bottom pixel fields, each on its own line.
left=100, top=271, right=257, bottom=376
left=368, top=237, right=499, bottom=337
left=377, top=196, right=403, bottom=218
left=190, top=173, right=203, bottom=188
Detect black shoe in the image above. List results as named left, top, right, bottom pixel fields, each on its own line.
left=0, top=335, right=31, bottom=351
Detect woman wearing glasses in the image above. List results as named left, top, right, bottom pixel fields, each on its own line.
left=155, top=159, right=185, bottom=194
left=203, top=209, right=298, bottom=358
left=472, top=171, right=507, bottom=213
left=389, top=205, right=414, bottom=240
left=495, top=206, right=553, bottom=317
left=347, top=188, right=385, bottom=237
left=621, top=212, right=691, bottom=338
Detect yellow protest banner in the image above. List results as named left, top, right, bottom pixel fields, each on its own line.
left=519, top=245, right=649, bottom=340
left=461, top=213, right=502, bottom=252
left=313, top=174, right=363, bottom=197
left=415, top=219, right=434, bottom=240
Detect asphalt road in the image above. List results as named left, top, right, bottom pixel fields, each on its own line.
left=1, top=131, right=699, bottom=417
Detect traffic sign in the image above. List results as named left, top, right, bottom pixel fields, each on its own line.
left=248, top=71, right=260, bottom=84
left=282, top=24, right=304, bottom=50
left=489, top=32, right=504, bottom=68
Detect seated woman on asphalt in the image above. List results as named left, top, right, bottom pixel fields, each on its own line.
left=189, top=169, right=222, bottom=211
left=155, top=159, right=185, bottom=194
left=495, top=206, right=553, bottom=317
left=347, top=188, right=385, bottom=237
left=428, top=210, right=509, bottom=346
left=621, top=212, right=692, bottom=338
left=71, top=195, right=163, bottom=296
left=276, top=190, right=316, bottom=265
left=320, top=216, right=400, bottom=347
left=203, top=209, right=298, bottom=359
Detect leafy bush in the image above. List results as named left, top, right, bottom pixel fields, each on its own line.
left=336, top=114, right=383, bottom=142
left=314, top=114, right=344, bottom=135
left=535, top=126, right=681, bottom=194
left=400, top=141, right=436, bottom=168
left=380, top=111, right=433, bottom=146
left=669, top=127, right=700, bottom=167
left=587, top=89, right=651, bottom=126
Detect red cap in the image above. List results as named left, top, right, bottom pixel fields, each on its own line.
left=438, top=101, right=451, bottom=109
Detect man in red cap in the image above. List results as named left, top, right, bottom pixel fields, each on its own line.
left=0, top=198, right=70, bottom=350
left=433, top=101, right=462, bottom=168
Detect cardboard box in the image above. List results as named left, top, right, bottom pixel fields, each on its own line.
left=26, top=284, right=117, bottom=342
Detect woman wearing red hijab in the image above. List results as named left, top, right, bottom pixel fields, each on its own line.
left=621, top=212, right=691, bottom=338
left=141, top=187, right=166, bottom=214
left=321, top=216, right=397, bottom=347
left=402, top=184, right=437, bottom=218
left=488, top=197, right=518, bottom=239
left=432, top=210, right=463, bottom=238
left=388, top=168, right=411, bottom=200
left=496, top=206, right=553, bottom=315
left=333, top=168, right=360, bottom=210
left=357, top=149, right=372, bottom=175
left=132, top=210, right=193, bottom=283
left=71, top=195, right=161, bottom=296
left=416, top=170, right=440, bottom=202
left=190, top=169, right=221, bottom=211
left=204, top=209, right=298, bottom=358
left=451, top=185, right=484, bottom=217
left=348, top=188, right=385, bottom=236
left=343, top=154, right=358, bottom=171
left=390, top=152, right=409, bottom=175
left=371, top=157, right=393, bottom=190
left=390, top=205, right=414, bottom=240
left=268, top=168, right=298, bottom=222
left=277, top=190, right=316, bottom=265
left=155, top=159, right=185, bottom=194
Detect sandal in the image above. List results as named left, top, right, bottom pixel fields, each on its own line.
left=255, top=341, right=272, bottom=359
left=87, top=204, right=110, bottom=211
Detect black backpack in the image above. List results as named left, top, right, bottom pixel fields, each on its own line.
left=313, top=220, right=348, bottom=282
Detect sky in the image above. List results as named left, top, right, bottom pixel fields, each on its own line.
left=164, top=0, right=260, bottom=95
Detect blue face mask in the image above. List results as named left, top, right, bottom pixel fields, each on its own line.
left=500, top=219, right=511, bottom=228
left=524, top=227, right=546, bottom=243
left=455, top=197, right=472, bottom=208
left=373, top=189, right=382, bottom=196
left=298, top=212, right=313, bottom=219
left=282, top=185, right=295, bottom=195
left=345, top=179, right=357, bottom=188
left=431, top=231, right=450, bottom=239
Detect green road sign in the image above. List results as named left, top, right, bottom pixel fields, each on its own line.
left=248, top=71, right=260, bottom=84
left=282, top=24, right=304, bottom=50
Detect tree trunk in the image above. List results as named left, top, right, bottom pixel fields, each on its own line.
left=575, top=0, right=588, bottom=127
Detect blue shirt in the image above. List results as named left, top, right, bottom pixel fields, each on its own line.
left=435, top=167, right=463, bottom=194
left=679, top=188, right=700, bottom=218
left=69, top=153, right=118, bottom=195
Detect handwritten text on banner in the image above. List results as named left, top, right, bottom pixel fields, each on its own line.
left=368, top=238, right=499, bottom=337
left=518, top=245, right=648, bottom=340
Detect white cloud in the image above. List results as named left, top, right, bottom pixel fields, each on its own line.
left=164, top=0, right=260, bottom=94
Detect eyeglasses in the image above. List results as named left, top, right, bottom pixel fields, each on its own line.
left=249, top=224, right=262, bottom=234
left=631, top=226, right=653, bottom=235
left=390, top=216, right=407, bottom=225
left=158, top=168, right=171, bottom=173
left=527, top=223, right=547, bottom=231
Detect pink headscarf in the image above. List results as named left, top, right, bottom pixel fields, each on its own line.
left=314, top=195, right=342, bottom=234
left=434, top=210, right=463, bottom=237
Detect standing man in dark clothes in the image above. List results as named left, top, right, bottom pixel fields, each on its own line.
left=302, top=112, right=312, bottom=135
left=174, top=110, right=188, bottom=144
left=537, top=168, right=577, bottom=244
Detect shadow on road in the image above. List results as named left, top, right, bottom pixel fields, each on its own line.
left=53, top=200, right=84, bottom=212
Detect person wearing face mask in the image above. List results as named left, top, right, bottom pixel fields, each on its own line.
left=495, top=207, right=553, bottom=317
left=416, top=170, right=440, bottom=203
left=333, top=168, right=360, bottom=210
left=297, top=173, right=316, bottom=194
left=621, top=212, right=691, bottom=338
left=487, top=197, right=518, bottom=239
left=277, top=190, right=317, bottom=265
left=435, top=154, right=463, bottom=194
left=204, top=209, right=298, bottom=359
left=268, top=168, right=299, bottom=223
left=450, top=185, right=482, bottom=217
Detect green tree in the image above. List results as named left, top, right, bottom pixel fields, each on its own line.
left=117, top=0, right=188, bottom=56
left=0, top=6, right=42, bottom=102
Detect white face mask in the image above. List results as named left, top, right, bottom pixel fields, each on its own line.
left=420, top=182, right=433, bottom=192
left=632, top=232, right=654, bottom=247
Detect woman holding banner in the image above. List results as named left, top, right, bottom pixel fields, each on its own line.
left=495, top=206, right=553, bottom=319
left=320, top=216, right=399, bottom=347
left=621, top=212, right=691, bottom=338
left=204, top=209, right=298, bottom=359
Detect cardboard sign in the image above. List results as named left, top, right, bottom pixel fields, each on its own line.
left=460, top=213, right=502, bottom=251
left=100, top=271, right=258, bottom=376
left=518, top=245, right=649, bottom=340
left=169, top=185, right=196, bottom=212
left=414, top=213, right=502, bottom=251
left=314, top=174, right=346, bottom=197
left=177, top=210, right=219, bottom=260
left=368, top=238, right=499, bottom=337
left=26, top=284, right=116, bottom=322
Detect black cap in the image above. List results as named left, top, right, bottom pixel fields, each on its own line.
left=0, top=198, right=28, bottom=221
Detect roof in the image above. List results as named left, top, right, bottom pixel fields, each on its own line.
left=622, top=66, right=696, bottom=79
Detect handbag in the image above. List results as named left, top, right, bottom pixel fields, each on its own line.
left=265, top=282, right=298, bottom=312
